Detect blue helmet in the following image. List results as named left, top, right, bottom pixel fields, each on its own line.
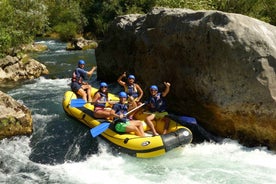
left=78, top=60, right=85, bottom=65
left=150, top=85, right=158, bottom=91
left=100, top=82, right=108, bottom=87
left=119, top=91, right=127, bottom=98
left=128, top=75, right=135, bottom=80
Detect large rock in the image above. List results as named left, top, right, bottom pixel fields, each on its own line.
left=66, top=37, right=98, bottom=50
left=96, top=8, right=276, bottom=150
left=0, top=55, right=49, bottom=82
left=0, top=91, right=32, bottom=139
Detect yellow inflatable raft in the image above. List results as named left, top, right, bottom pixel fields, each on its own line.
left=62, top=88, right=192, bottom=158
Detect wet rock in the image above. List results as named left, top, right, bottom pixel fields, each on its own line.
left=0, top=91, right=32, bottom=139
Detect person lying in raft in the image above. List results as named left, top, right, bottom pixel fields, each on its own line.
left=92, top=82, right=114, bottom=119
left=111, top=91, right=145, bottom=137
left=145, top=82, right=171, bottom=136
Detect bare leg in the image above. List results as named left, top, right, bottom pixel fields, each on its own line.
left=145, top=114, right=159, bottom=136
left=162, top=117, right=170, bottom=135
left=138, top=123, right=145, bottom=137
left=128, top=120, right=145, bottom=136
left=86, top=85, right=92, bottom=102
left=77, top=88, right=88, bottom=101
left=93, top=109, right=112, bottom=119
left=80, top=84, right=92, bottom=102
left=126, top=125, right=141, bottom=136
left=127, top=98, right=137, bottom=119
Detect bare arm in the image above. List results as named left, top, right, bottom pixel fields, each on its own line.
left=135, top=84, right=144, bottom=102
left=162, top=82, right=171, bottom=97
left=117, top=72, right=126, bottom=86
left=87, top=66, right=97, bottom=77
left=110, top=109, right=124, bottom=120
left=92, top=92, right=100, bottom=103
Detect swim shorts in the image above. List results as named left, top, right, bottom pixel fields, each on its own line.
left=71, top=82, right=82, bottom=93
left=154, top=111, right=168, bottom=119
left=115, top=121, right=130, bottom=133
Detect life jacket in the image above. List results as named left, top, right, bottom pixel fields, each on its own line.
left=71, top=68, right=83, bottom=84
left=124, top=83, right=138, bottom=98
left=94, top=92, right=107, bottom=108
left=113, top=103, right=128, bottom=122
left=149, top=92, right=166, bottom=112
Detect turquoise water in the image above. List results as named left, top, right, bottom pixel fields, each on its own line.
left=0, top=40, right=275, bottom=184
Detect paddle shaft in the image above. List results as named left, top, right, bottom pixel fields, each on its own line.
left=124, top=103, right=145, bottom=116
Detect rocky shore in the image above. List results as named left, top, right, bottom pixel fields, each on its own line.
left=0, top=37, right=96, bottom=140
left=0, top=43, right=49, bottom=139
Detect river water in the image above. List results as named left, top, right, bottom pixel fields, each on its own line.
left=0, top=39, right=276, bottom=184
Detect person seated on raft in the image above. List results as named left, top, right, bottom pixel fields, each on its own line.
left=92, top=82, right=115, bottom=119
left=145, top=82, right=171, bottom=136
left=70, top=60, right=97, bottom=102
left=117, top=72, right=144, bottom=119
left=111, top=91, right=145, bottom=137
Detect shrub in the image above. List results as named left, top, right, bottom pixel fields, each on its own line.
left=53, top=22, right=78, bottom=41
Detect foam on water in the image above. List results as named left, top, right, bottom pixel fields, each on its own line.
left=3, top=77, right=276, bottom=184
left=1, top=136, right=276, bottom=184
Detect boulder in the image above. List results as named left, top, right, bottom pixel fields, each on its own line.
left=0, top=91, right=32, bottom=139
left=0, top=55, right=49, bottom=82
left=66, top=37, right=98, bottom=50
left=96, top=8, right=276, bottom=150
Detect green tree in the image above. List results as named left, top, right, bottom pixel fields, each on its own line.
left=80, top=0, right=155, bottom=37
left=211, top=0, right=276, bottom=25
left=155, top=0, right=214, bottom=9
left=0, top=0, right=48, bottom=56
left=154, top=0, right=275, bottom=25
left=45, top=0, right=87, bottom=40
left=1, top=0, right=275, bottom=57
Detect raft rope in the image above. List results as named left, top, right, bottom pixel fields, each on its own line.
left=66, top=91, right=77, bottom=115
left=67, top=94, right=182, bottom=143
left=98, top=116, right=182, bottom=143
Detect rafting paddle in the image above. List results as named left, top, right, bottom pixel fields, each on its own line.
left=70, top=99, right=88, bottom=107
left=70, top=99, right=118, bottom=107
left=90, top=103, right=145, bottom=137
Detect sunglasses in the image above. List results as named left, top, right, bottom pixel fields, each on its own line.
left=101, top=86, right=107, bottom=88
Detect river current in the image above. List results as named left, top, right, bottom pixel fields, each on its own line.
left=0, top=39, right=276, bottom=184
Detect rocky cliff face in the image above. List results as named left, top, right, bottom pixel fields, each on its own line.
left=96, top=8, right=276, bottom=150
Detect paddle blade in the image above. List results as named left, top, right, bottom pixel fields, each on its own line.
left=167, top=114, right=197, bottom=125
left=70, top=99, right=86, bottom=107
left=90, top=122, right=110, bottom=137
left=179, top=116, right=197, bottom=125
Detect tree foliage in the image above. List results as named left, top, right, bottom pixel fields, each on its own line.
left=0, top=0, right=275, bottom=57
left=46, top=0, right=87, bottom=40
left=155, top=0, right=214, bottom=9
left=78, top=0, right=155, bottom=37
left=0, top=0, right=48, bottom=56
left=154, top=0, right=275, bottom=25
left=211, top=0, right=276, bottom=25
